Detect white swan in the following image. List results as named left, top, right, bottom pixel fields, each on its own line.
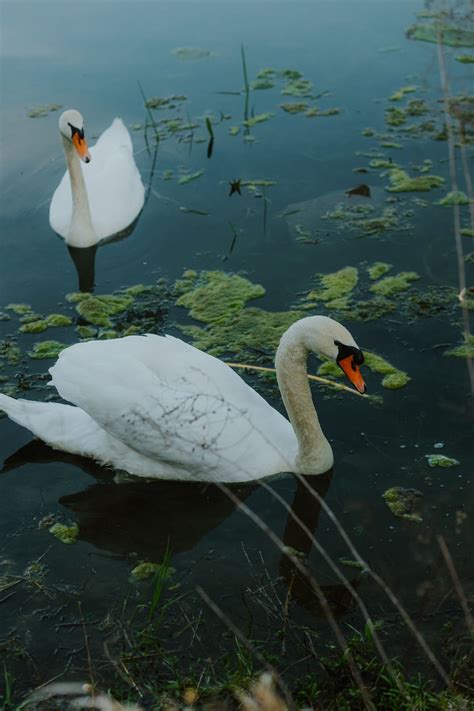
left=0, top=316, right=366, bottom=483
left=49, top=109, right=145, bottom=248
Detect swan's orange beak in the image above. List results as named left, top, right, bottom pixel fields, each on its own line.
left=338, top=355, right=367, bottom=394
left=72, top=132, right=91, bottom=163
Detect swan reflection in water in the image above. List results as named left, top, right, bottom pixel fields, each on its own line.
left=66, top=217, right=140, bottom=293
left=2, top=441, right=363, bottom=617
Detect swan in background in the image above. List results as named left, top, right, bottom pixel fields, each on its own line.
left=0, top=316, right=366, bottom=483
left=49, top=109, right=145, bottom=248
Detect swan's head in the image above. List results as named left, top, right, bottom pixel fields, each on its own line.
left=59, top=109, right=91, bottom=163
left=287, top=315, right=367, bottom=394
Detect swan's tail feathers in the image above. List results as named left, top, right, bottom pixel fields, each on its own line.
left=0, top=395, right=99, bottom=455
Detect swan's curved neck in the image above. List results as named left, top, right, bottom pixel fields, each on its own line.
left=62, top=135, right=96, bottom=248
left=275, top=322, right=334, bottom=474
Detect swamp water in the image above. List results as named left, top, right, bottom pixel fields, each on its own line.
left=0, top=0, right=473, bottom=705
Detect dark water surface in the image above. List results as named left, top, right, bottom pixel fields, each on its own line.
left=1, top=0, right=473, bottom=700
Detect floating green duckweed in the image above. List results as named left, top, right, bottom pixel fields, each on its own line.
left=461, top=228, right=474, bottom=237
left=19, top=313, right=72, bottom=334
left=364, top=351, right=410, bottom=389
left=389, top=85, right=417, bottom=101
left=281, top=77, right=313, bottom=97
left=228, top=126, right=240, bottom=136
left=172, top=47, right=211, bottom=60
left=0, top=340, right=22, bottom=365
left=385, top=107, right=407, bottom=126
left=281, top=103, right=308, bottom=114
left=304, top=267, right=359, bottom=305
left=406, top=22, right=474, bottom=47
left=438, top=191, right=470, bottom=206
left=368, top=262, right=392, bottom=280
left=180, top=308, right=303, bottom=360
left=49, top=523, right=79, bottom=544
left=76, top=325, right=97, bottom=339
left=243, top=113, right=274, bottom=127
left=28, top=103, right=62, bottom=118
left=178, top=171, right=204, bottom=185
left=381, top=371, right=411, bottom=389
left=67, top=293, right=133, bottom=327
left=444, top=335, right=474, bottom=358
left=380, top=140, right=403, bottom=149
left=346, top=298, right=397, bottom=321
left=28, top=341, right=66, bottom=360
left=176, top=271, right=265, bottom=324
left=369, top=158, right=399, bottom=170
left=7, top=303, right=33, bottom=315
left=370, top=271, right=420, bottom=297
left=456, top=54, right=474, bottom=63
left=304, top=107, right=340, bottom=118
left=426, top=454, right=460, bottom=468
left=387, top=169, right=444, bottom=193
left=383, top=487, right=423, bottom=523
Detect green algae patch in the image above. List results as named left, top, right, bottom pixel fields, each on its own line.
left=456, top=54, right=474, bottom=63
left=67, top=293, right=133, bottom=327
left=444, top=335, right=474, bottom=358
left=172, top=47, right=212, bottom=60
left=385, top=107, right=407, bottom=127
left=7, top=303, right=33, bottom=315
left=438, top=191, right=470, bottom=206
left=426, top=454, right=460, bottom=468
left=407, top=22, right=474, bottom=48
left=131, top=561, right=160, bottom=581
left=369, top=158, right=399, bottom=170
left=364, top=351, right=410, bottom=389
left=305, top=267, right=358, bottom=305
left=389, top=85, right=417, bottom=101
left=0, top=340, right=22, bottom=365
left=461, top=228, right=474, bottom=237
left=381, top=371, right=411, bottom=389
left=175, top=271, right=265, bottom=325
left=19, top=313, right=72, bottom=334
left=178, top=170, right=204, bottom=185
left=383, top=487, right=423, bottom=523
left=281, top=103, right=308, bottom=114
left=386, top=169, right=444, bottom=193
left=28, top=103, right=62, bottom=118
left=370, top=272, right=419, bottom=297
left=28, top=341, right=66, bottom=360
left=243, top=113, right=274, bottom=128
left=180, top=308, right=303, bottom=360
left=49, top=523, right=79, bottom=544
left=76, top=325, right=97, bottom=339
left=368, top=262, right=392, bottom=280
left=20, top=320, right=48, bottom=334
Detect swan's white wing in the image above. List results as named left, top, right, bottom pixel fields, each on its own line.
left=49, top=119, right=145, bottom=240
left=49, top=335, right=296, bottom=482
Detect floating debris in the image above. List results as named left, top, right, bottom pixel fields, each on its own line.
left=383, top=487, right=423, bottom=523
left=425, top=454, right=460, bottom=468
left=229, top=179, right=242, bottom=196
left=49, top=523, right=79, bottom=544
left=131, top=561, right=160, bottom=581
left=346, top=184, right=371, bottom=198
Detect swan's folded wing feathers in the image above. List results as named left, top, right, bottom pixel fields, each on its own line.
left=49, top=336, right=295, bottom=478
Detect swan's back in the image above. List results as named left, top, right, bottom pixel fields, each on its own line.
left=49, top=335, right=296, bottom=481
left=49, top=118, right=145, bottom=240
